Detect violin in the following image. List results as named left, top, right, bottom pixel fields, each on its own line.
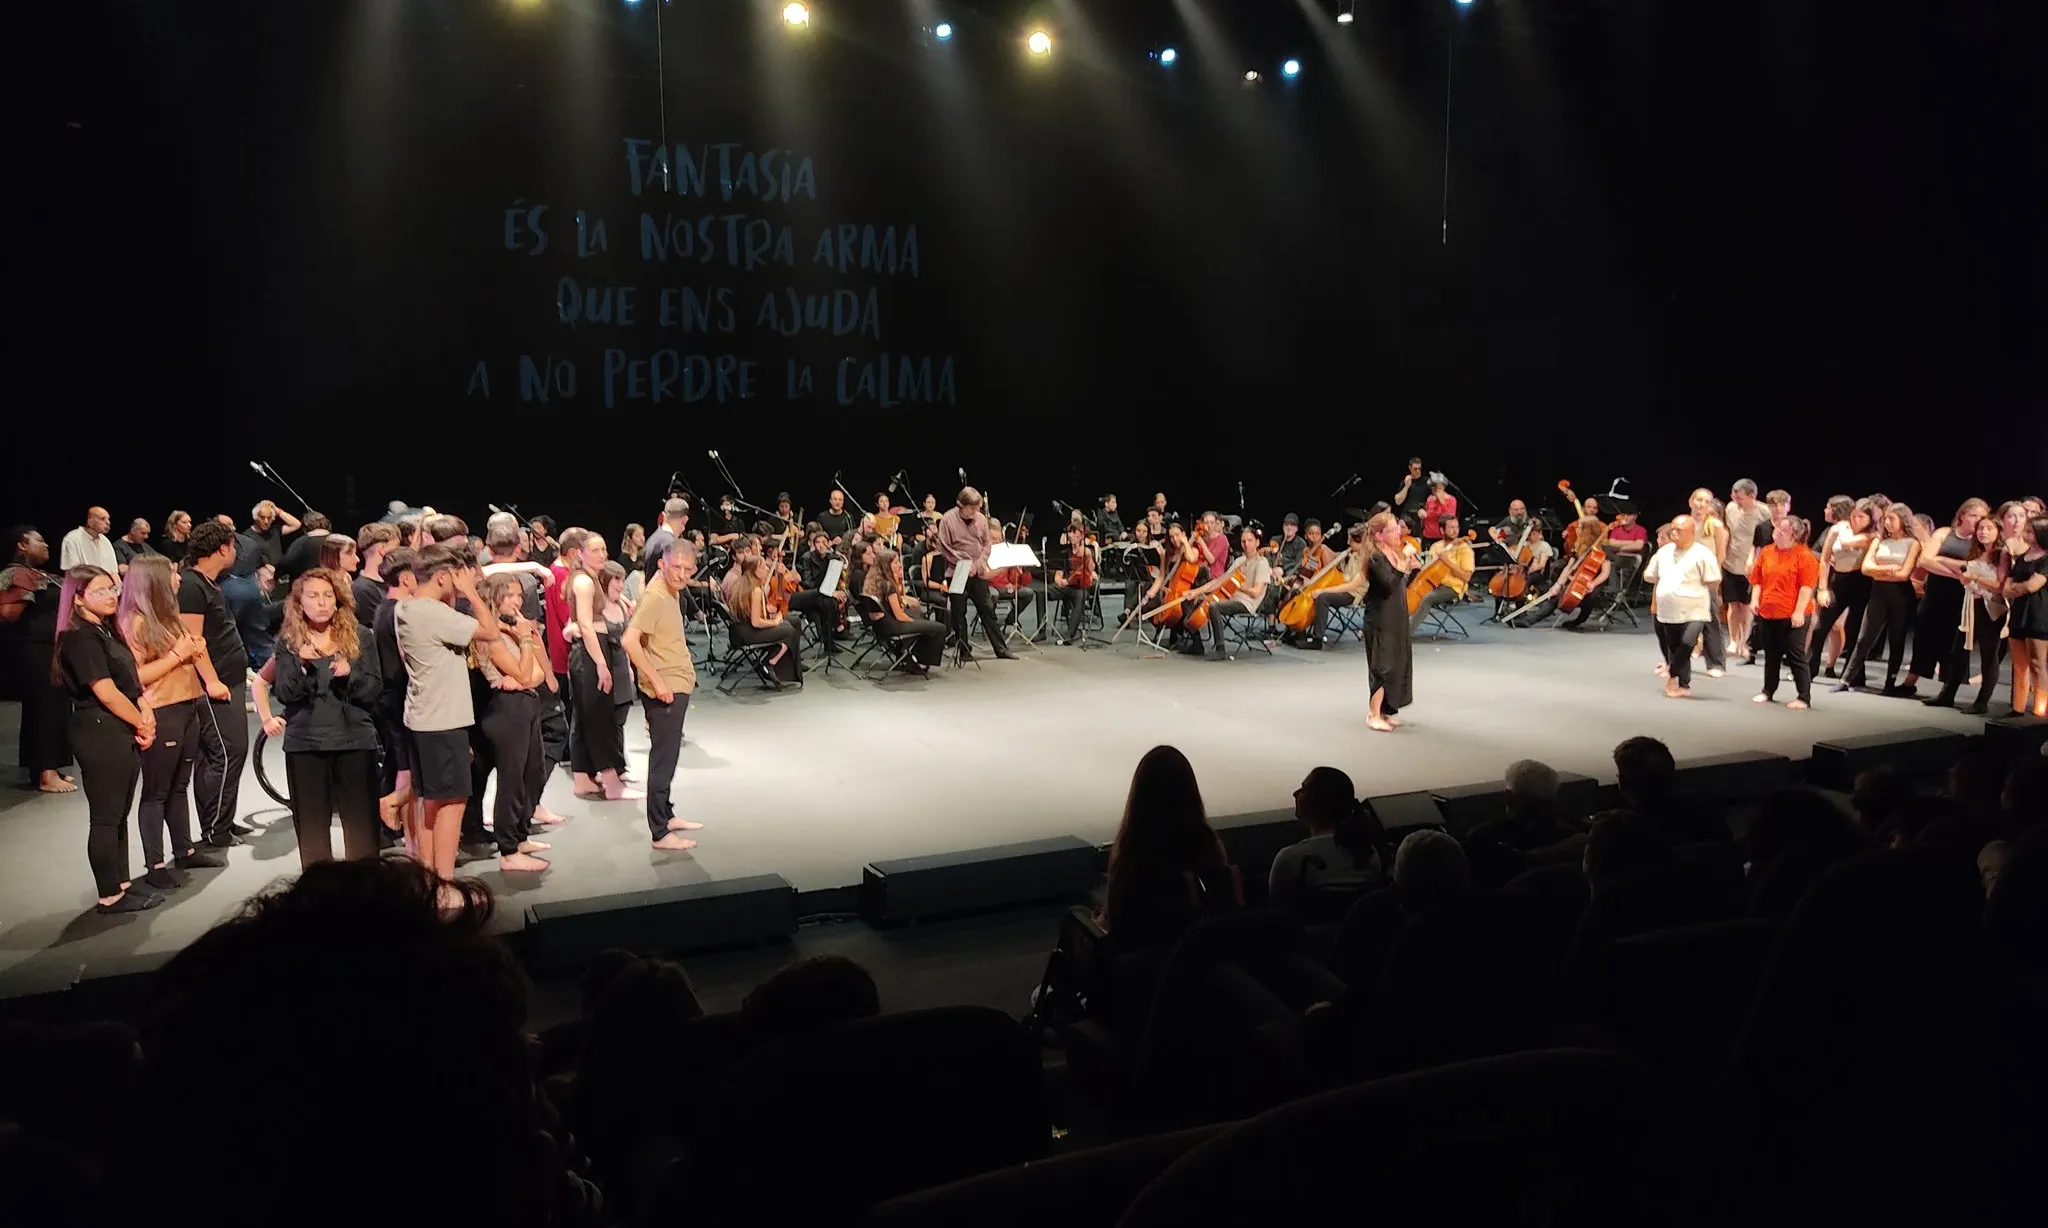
left=765, top=552, right=801, bottom=617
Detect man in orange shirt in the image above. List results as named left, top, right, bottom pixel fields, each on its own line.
left=1748, top=515, right=1822, bottom=709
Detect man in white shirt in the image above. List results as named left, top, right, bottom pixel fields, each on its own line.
left=1198, top=525, right=1277, bottom=660
left=1643, top=514, right=1722, bottom=698
left=60, top=507, right=118, bottom=573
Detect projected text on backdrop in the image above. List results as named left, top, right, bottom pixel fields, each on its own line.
left=465, top=139, right=956, bottom=411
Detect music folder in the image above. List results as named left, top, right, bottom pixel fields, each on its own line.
left=820, top=559, right=843, bottom=594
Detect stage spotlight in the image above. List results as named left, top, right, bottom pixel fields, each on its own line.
left=934, top=21, right=952, bottom=39
left=1282, top=58, right=1301, bottom=77
left=1158, top=47, right=1177, bottom=65
left=1244, top=70, right=1260, bottom=82
left=1026, top=29, right=1051, bottom=55
left=1455, top=0, right=1474, bottom=5
left=783, top=2, right=809, bottom=28
left=1337, top=11, right=1354, bottom=24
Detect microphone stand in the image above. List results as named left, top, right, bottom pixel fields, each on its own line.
left=251, top=460, right=313, bottom=512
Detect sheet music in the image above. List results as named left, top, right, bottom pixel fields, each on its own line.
left=821, top=559, right=844, bottom=594
left=987, top=543, right=1040, bottom=570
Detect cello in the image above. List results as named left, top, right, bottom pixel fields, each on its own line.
left=1146, top=536, right=1205, bottom=630
left=1407, top=530, right=1477, bottom=616
left=1184, top=559, right=1246, bottom=633
left=1278, top=552, right=1348, bottom=634
left=1556, top=521, right=1609, bottom=613
left=1488, top=521, right=1537, bottom=602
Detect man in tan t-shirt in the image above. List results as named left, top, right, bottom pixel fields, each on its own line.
left=624, top=538, right=703, bottom=851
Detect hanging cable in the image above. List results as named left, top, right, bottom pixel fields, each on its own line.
left=1440, top=14, right=1455, bottom=245
left=655, top=0, right=670, bottom=190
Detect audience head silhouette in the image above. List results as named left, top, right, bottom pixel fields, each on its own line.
left=1105, top=745, right=1226, bottom=932
left=741, top=955, right=881, bottom=1049
left=1393, top=829, right=1469, bottom=912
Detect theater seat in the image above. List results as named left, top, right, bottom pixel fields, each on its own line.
left=861, top=1124, right=1226, bottom=1228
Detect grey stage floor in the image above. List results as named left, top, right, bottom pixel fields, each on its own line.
left=0, top=617, right=1995, bottom=987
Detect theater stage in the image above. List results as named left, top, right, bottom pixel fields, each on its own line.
left=0, top=617, right=1997, bottom=991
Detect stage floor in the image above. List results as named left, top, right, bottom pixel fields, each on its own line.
left=0, top=614, right=1996, bottom=987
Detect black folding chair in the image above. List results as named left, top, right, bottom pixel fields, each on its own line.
left=854, top=594, right=928, bottom=683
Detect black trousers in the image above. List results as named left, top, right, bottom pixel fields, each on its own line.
left=945, top=574, right=1006, bottom=653
left=137, top=699, right=198, bottom=868
left=1807, top=568, right=1869, bottom=668
left=13, top=640, right=70, bottom=776
left=788, top=589, right=840, bottom=653
left=1206, top=595, right=1272, bottom=650
left=1755, top=616, right=1813, bottom=703
left=70, top=707, right=139, bottom=898
left=552, top=671, right=573, bottom=769
left=1935, top=600, right=2001, bottom=708
left=995, top=585, right=1039, bottom=631
left=285, top=748, right=378, bottom=865
left=1844, top=579, right=1915, bottom=688
left=1656, top=620, right=1706, bottom=688
left=732, top=618, right=804, bottom=682
left=480, top=690, right=544, bottom=857
left=1910, top=578, right=1964, bottom=679
left=1052, top=584, right=1091, bottom=639
left=193, top=681, right=249, bottom=844
left=643, top=691, right=689, bottom=841
left=1309, top=591, right=1358, bottom=646
left=568, top=645, right=627, bottom=773
left=877, top=614, right=946, bottom=665
left=539, top=682, right=569, bottom=773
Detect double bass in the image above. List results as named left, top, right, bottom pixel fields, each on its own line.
left=1407, top=530, right=1478, bottom=616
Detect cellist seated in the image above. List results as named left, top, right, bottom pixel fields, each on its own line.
left=1299, top=524, right=1371, bottom=651
left=1195, top=525, right=1277, bottom=661
left=1409, top=516, right=1476, bottom=633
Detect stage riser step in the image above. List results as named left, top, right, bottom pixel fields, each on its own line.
left=862, top=837, right=1100, bottom=925
left=524, top=873, right=798, bottom=973
left=1807, top=727, right=1968, bottom=792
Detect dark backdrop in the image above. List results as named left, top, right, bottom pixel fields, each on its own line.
left=15, top=0, right=2039, bottom=544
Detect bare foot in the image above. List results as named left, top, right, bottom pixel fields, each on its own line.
left=1705, top=668, right=1726, bottom=679
left=498, top=852, right=550, bottom=873
left=1367, top=717, right=1395, bottom=732
left=37, top=771, right=77, bottom=794
left=1787, top=699, right=1809, bottom=710
left=532, top=806, right=567, bottom=826
left=1675, top=686, right=1692, bottom=698
left=667, top=818, right=705, bottom=831
left=1753, top=693, right=1771, bottom=703
left=605, top=788, right=647, bottom=802
left=1653, top=663, right=1669, bottom=676
left=1664, top=680, right=1684, bottom=698
left=517, top=840, right=552, bottom=854
left=572, top=772, right=600, bottom=796
left=1386, top=716, right=1403, bottom=727
left=651, top=833, right=697, bottom=851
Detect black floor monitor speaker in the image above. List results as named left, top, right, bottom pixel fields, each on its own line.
left=524, top=874, right=798, bottom=973
left=1366, top=791, right=1449, bottom=837
left=861, top=836, right=1100, bottom=925
left=1807, top=727, right=1967, bottom=791
left=1982, top=713, right=2048, bottom=760
left=1672, top=750, right=1801, bottom=809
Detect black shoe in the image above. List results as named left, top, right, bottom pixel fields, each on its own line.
left=143, top=866, right=188, bottom=891
left=1961, top=702, right=1990, bottom=715
left=175, top=849, right=227, bottom=870
left=201, top=832, right=244, bottom=849
left=1882, top=683, right=1916, bottom=698
left=1204, top=646, right=1228, bottom=661
left=1923, top=695, right=1956, bottom=709
left=96, top=891, right=163, bottom=915
left=993, top=646, right=1019, bottom=661
left=1822, top=664, right=1839, bottom=679
left=230, top=821, right=256, bottom=836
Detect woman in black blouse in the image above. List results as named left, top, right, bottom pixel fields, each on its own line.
left=53, top=565, right=159, bottom=913
left=266, top=568, right=383, bottom=867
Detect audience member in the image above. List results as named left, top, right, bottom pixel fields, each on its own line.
left=1613, top=735, right=1722, bottom=843
left=1098, top=745, right=1238, bottom=946
left=1465, top=759, right=1580, bottom=852
left=1269, top=766, right=1387, bottom=911
left=740, top=955, right=880, bottom=1049
left=130, top=857, right=584, bottom=1228
left=1582, top=809, right=1675, bottom=892
left=1391, top=829, right=1470, bottom=913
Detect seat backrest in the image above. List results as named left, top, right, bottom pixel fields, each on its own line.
left=1595, top=918, right=1777, bottom=1090
left=694, top=1006, right=1049, bottom=1217
left=1117, top=1049, right=1678, bottom=1228
left=862, top=1124, right=1226, bottom=1228
left=1366, top=891, right=1558, bottom=1074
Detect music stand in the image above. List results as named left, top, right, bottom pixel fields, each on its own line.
left=944, top=559, right=981, bottom=670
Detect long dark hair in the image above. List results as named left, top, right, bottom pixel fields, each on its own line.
left=50, top=565, right=113, bottom=685
left=1299, top=766, right=1385, bottom=867
left=1103, top=745, right=1224, bottom=930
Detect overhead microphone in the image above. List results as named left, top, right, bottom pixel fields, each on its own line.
left=248, top=461, right=266, bottom=475
left=707, top=449, right=720, bottom=460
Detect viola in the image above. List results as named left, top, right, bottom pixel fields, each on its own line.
left=1067, top=543, right=1095, bottom=591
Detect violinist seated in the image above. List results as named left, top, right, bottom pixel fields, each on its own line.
left=791, top=531, right=845, bottom=653
left=1408, top=516, right=1477, bottom=633
left=1197, top=525, right=1277, bottom=661
left=985, top=520, right=1041, bottom=641
left=1274, top=514, right=1308, bottom=578
left=1049, top=523, right=1098, bottom=645
left=1298, top=525, right=1371, bottom=651
left=1286, top=520, right=1337, bottom=596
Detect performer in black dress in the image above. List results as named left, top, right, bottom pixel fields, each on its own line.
left=1361, top=511, right=1419, bottom=732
